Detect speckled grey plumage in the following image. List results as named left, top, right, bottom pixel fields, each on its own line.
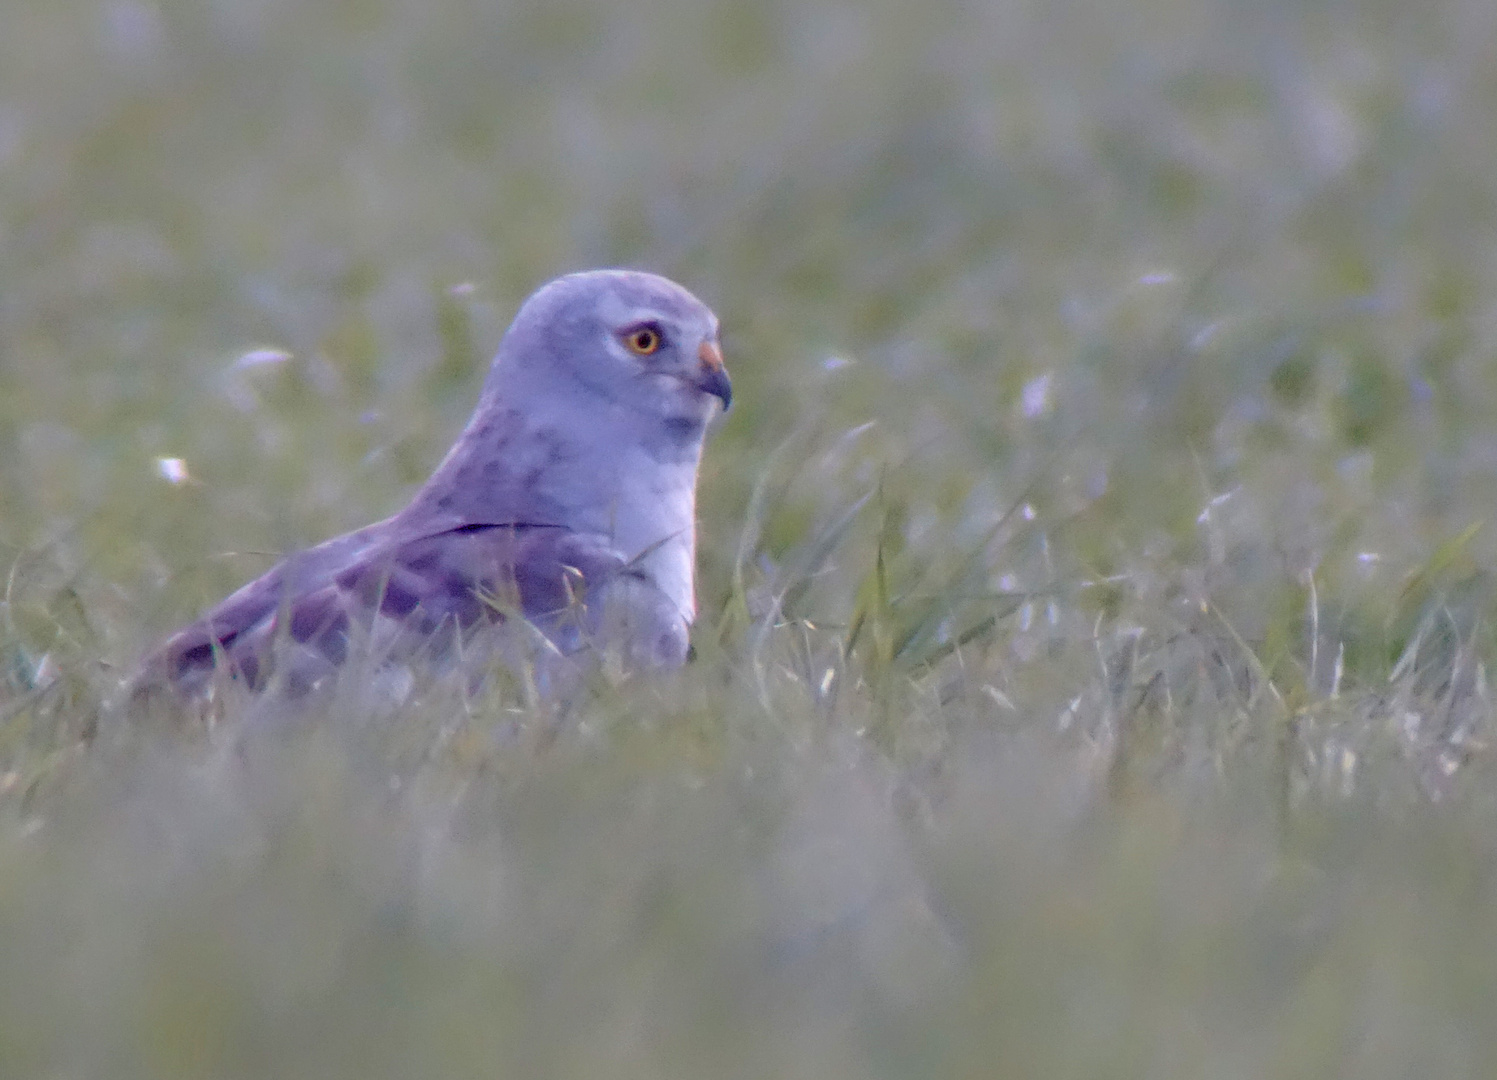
left=135, top=269, right=731, bottom=702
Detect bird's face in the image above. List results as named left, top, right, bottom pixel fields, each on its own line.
left=603, top=304, right=732, bottom=421
left=508, top=270, right=731, bottom=431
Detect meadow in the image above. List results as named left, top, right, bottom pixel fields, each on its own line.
left=5, top=0, right=1497, bottom=1075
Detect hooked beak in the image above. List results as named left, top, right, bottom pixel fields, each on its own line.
left=695, top=340, right=732, bottom=411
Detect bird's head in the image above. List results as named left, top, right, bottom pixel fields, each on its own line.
left=492, top=269, right=731, bottom=437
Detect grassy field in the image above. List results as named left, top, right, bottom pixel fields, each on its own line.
left=5, top=0, right=1497, bottom=1075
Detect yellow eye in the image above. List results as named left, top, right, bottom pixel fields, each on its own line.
left=623, top=326, right=662, bottom=356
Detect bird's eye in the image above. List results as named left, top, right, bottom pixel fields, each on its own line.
left=622, top=325, right=663, bottom=356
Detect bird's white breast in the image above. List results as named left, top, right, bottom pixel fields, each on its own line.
left=596, top=449, right=700, bottom=623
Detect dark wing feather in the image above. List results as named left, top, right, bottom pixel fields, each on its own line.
left=135, top=521, right=633, bottom=698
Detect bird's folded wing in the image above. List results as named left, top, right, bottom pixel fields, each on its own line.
left=136, top=522, right=633, bottom=696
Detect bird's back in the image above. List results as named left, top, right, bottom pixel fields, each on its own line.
left=134, top=519, right=663, bottom=702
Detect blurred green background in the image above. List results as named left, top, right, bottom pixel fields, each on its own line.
left=6, top=0, right=1497, bottom=1076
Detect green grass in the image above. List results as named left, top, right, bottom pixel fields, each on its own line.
left=6, top=0, right=1497, bottom=1075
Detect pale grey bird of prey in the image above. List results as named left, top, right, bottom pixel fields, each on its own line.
left=135, top=269, right=731, bottom=702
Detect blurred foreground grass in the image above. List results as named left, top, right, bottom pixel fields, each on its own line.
left=6, top=0, right=1497, bottom=1075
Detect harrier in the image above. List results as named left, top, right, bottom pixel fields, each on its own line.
left=135, top=270, right=731, bottom=701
